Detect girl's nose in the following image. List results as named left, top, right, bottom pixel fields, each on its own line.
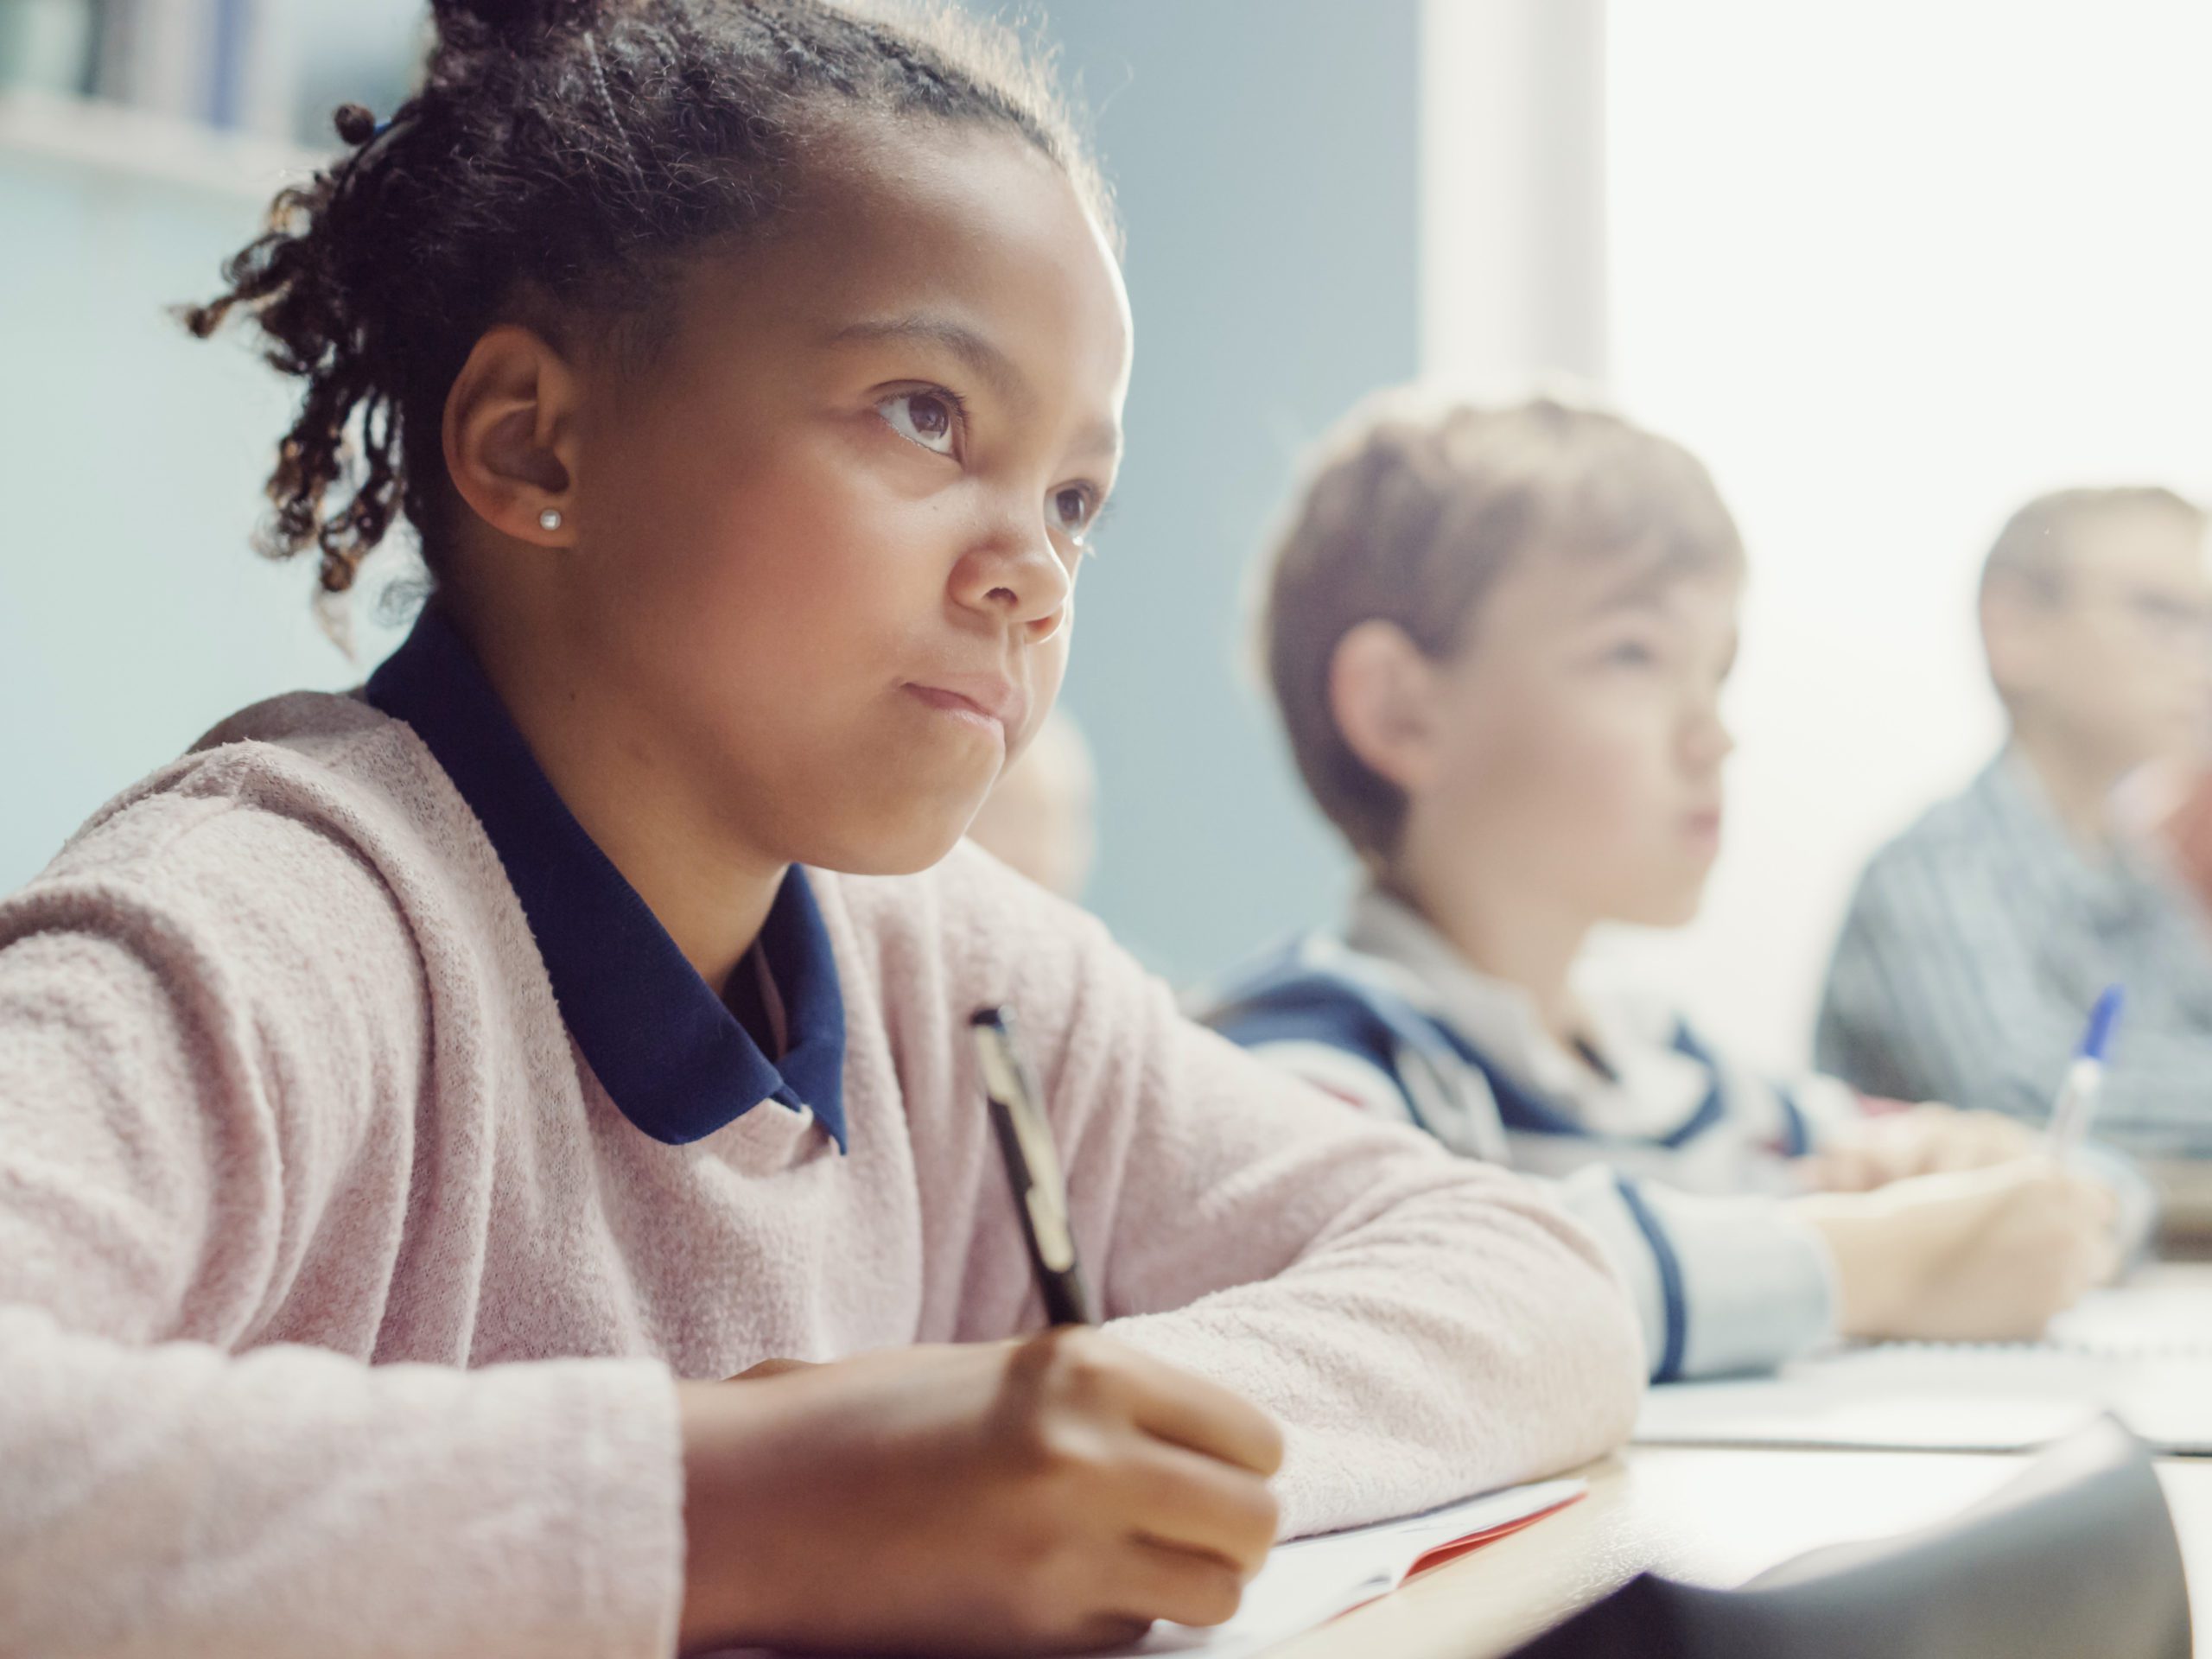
left=950, top=516, right=1075, bottom=642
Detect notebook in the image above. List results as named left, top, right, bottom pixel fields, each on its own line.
left=1095, top=1476, right=1587, bottom=1658
left=1635, top=1280, right=2212, bottom=1455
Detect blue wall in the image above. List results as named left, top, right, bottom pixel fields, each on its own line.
left=2, top=1, right=1422, bottom=985
left=982, top=0, right=1421, bottom=979
left=0, top=150, right=413, bottom=893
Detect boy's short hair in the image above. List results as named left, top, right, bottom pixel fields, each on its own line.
left=1258, top=389, right=1745, bottom=864
left=1979, top=486, right=2207, bottom=607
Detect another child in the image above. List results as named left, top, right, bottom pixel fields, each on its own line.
left=0, top=9, right=1644, bottom=1656
left=1202, top=391, right=2135, bottom=1384
left=1819, top=486, right=2212, bottom=1159
left=966, top=706, right=1100, bottom=899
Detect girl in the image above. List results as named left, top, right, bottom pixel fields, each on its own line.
left=0, top=4, right=1641, bottom=1656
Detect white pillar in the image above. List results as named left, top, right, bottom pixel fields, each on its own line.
left=1420, top=0, right=1609, bottom=390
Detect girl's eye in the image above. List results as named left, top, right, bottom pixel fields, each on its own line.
left=877, top=391, right=960, bottom=456
left=1052, top=485, right=1100, bottom=544
left=1602, top=639, right=1658, bottom=669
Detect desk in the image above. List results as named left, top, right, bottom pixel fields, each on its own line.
left=1281, top=1255, right=2212, bottom=1658
left=1275, top=1447, right=2212, bottom=1658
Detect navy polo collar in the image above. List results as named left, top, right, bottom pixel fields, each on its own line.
left=364, top=606, right=848, bottom=1151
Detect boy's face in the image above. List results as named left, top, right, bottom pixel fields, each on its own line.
left=1410, top=547, right=1742, bottom=930
left=530, top=120, right=1131, bottom=876
left=1987, top=511, right=2212, bottom=778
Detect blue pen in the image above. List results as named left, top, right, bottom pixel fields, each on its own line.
left=2048, top=984, right=2126, bottom=1154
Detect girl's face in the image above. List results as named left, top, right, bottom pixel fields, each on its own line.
left=550, top=122, right=1131, bottom=876
left=1411, top=549, right=1742, bottom=931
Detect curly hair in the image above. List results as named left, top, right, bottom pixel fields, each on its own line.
left=181, top=0, right=1113, bottom=613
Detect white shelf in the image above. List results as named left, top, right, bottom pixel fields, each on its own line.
left=0, top=85, right=327, bottom=201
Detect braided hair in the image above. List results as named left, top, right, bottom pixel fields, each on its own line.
left=182, top=0, right=1112, bottom=611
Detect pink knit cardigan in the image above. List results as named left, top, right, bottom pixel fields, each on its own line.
left=0, top=689, right=1642, bottom=1656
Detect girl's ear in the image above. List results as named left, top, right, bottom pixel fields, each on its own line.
left=1328, top=620, right=1445, bottom=794
left=442, top=324, right=583, bottom=547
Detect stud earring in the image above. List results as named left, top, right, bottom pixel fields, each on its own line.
left=538, top=507, right=564, bottom=531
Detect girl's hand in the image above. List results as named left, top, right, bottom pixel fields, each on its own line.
left=725, top=1356, right=818, bottom=1382
left=1795, top=1159, right=2118, bottom=1342
left=674, top=1327, right=1285, bottom=1656
left=1801, top=1103, right=2042, bottom=1192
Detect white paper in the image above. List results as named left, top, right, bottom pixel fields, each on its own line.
left=702, top=1478, right=1586, bottom=1659
left=1095, top=1477, right=1587, bottom=1659
left=1635, top=1282, right=2212, bottom=1455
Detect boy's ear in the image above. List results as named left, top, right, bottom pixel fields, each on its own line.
left=442, top=324, right=583, bottom=548
left=1980, top=582, right=2050, bottom=708
left=1329, top=620, right=1444, bottom=793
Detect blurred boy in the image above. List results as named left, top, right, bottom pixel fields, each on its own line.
left=965, top=708, right=1098, bottom=900
left=1200, top=392, right=2135, bottom=1382
left=1818, top=487, right=2212, bottom=1159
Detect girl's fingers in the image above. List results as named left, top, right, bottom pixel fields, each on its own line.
left=1119, top=1440, right=1280, bottom=1577
left=1109, top=1535, right=1250, bottom=1630
left=727, top=1357, right=818, bottom=1382
left=1123, top=1353, right=1287, bottom=1477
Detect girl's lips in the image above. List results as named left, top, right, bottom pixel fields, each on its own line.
left=905, top=682, right=1017, bottom=743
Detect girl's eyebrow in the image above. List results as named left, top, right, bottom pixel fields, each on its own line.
left=826, top=313, right=1027, bottom=403
left=824, top=311, right=1123, bottom=465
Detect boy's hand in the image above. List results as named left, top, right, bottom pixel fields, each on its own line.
left=1796, top=1159, right=2117, bottom=1342
left=674, top=1327, right=1284, bottom=1656
left=1801, top=1103, right=2041, bottom=1193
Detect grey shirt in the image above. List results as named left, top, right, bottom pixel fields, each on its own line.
left=1817, top=750, right=2212, bottom=1158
